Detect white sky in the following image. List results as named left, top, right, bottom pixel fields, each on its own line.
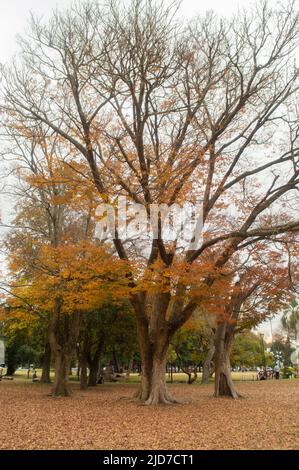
left=0, top=0, right=290, bottom=339
left=0, top=0, right=259, bottom=62
left=0, top=0, right=257, bottom=223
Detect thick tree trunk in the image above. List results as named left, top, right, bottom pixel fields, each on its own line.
left=52, top=351, right=72, bottom=396
left=5, top=364, right=16, bottom=376
left=201, top=345, right=215, bottom=384
left=135, top=349, right=151, bottom=402
left=40, top=341, right=51, bottom=383
left=214, top=322, right=241, bottom=399
left=136, top=329, right=179, bottom=405
left=214, top=352, right=240, bottom=398
left=144, top=354, right=174, bottom=405
left=49, top=302, right=81, bottom=397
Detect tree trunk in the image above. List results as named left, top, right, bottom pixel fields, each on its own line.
left=52, top=351, right=72, bottom=396
left=143, top=354, right=171, bottom=405
left=87, top=344, right=103, bottom=386
left=214, top=322, right=241, bottom=399
left=112, top=347, right=120, bottom=373
left=40, top=341, right=51, bottom=383
left=49, top=301, right=81, bottom=397
left=133, top=291, right=191, bottom=405
left=201, top=345, right=215, bottom=384
left=214, top=351, right=239, bottom=398
left=80, top=358, right=88, bottom=390
left=180, top=364, right=197, bottom=384
left=136, top=329, right=179, bottom=405
left=5, top=364, right=16, bottom=376
left=88, top=360, right=100, bottom=386
left=126, top=354, right=134, bottom=377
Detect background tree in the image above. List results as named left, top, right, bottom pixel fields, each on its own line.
left=77, top=300, right=136, bottom=389
left=271, top=333, right=294, bottom=367
left=170, top=312, right=212, bottom=384
left=0, top=313, right=43, bottom=376
left=231, top=331, right=273, bottom=369
left=205, top=242, right=292, bottom=398
left=281, top=299, right=299, bottom=340
left=0, top=126, right=130, bottom=395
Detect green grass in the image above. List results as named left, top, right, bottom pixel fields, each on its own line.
left=6, top=368, right=258, bottom=384
left=7, top=368, right=297, bottom=385
left=126, top=371, right=258, bottom=384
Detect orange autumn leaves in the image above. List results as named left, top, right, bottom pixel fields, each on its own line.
left=5, top=239, right=234, bottom=322
left=6, top=242, right=130, bottom=317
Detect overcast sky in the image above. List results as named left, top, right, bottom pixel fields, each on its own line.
left=0, top=0, right=257, bottom=223
left=0, top=0, right=291, bottom=340
left=0, top=0, right=263, bottom=62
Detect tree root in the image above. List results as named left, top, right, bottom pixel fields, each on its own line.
left=143, top=390, right=182, bottom=406
left=214, top=390, right=244, bottom=399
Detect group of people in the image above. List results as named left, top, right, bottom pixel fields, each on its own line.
left=257, top=365, right=280, bottom=380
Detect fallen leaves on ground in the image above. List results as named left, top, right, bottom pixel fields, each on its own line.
left=0, top=380, right=298, bottom=449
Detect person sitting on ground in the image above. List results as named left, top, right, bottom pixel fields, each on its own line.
left=258, top=367, right=267, bottom=380
left=32, top=370, right=39, bottom=382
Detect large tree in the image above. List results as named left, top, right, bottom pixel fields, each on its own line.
left=1, top=0, right=299, bottom=404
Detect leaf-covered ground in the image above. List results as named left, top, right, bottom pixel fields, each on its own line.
left=0, top=380, right=298, bottom=449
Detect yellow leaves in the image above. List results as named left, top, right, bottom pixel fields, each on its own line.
left=6, top=241, right=131, bottom=318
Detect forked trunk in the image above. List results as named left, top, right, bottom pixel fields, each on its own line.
left=201, top=345, right=215, bottom=384
left=133, top=291, right=189, bottom=405
left=52, top=351, right=72, bottom=396
left=180, top=364, right=197, bottom=384
left=40, top=341, right=51, bottom=383
left=214, top=322, right=241, bottom=399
